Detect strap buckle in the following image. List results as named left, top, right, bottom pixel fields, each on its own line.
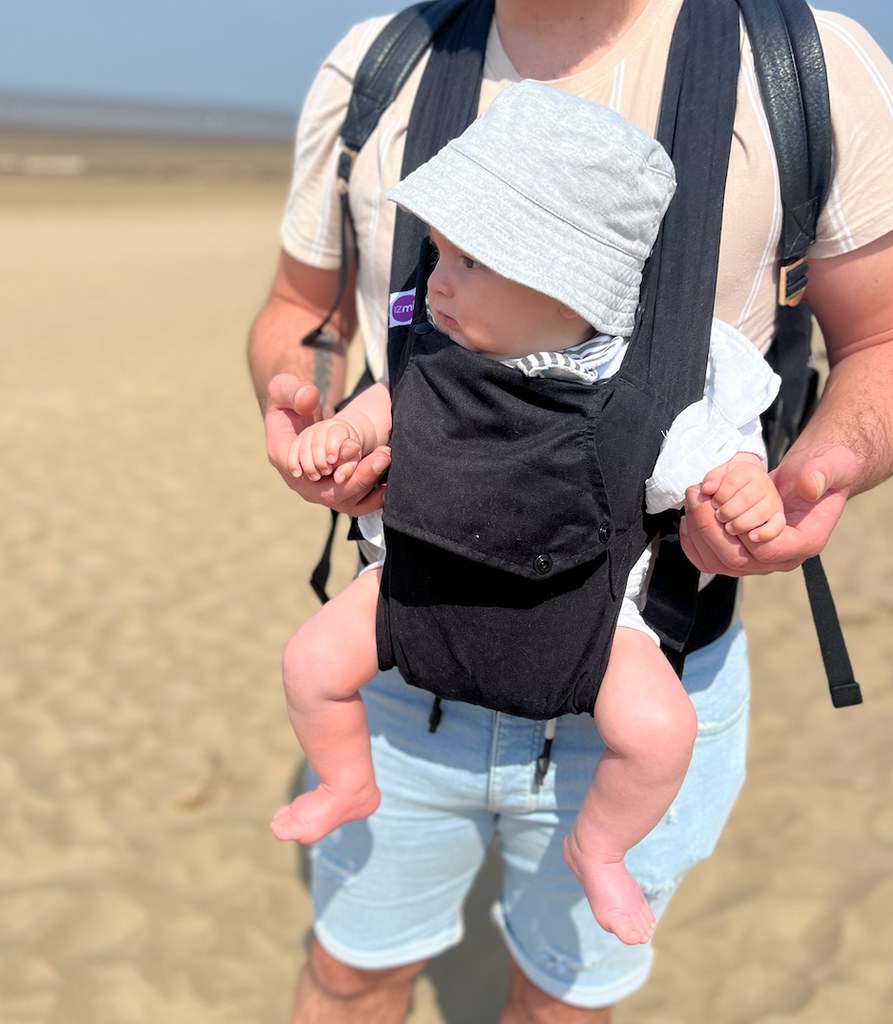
left=778, top=256, right=809, bottom=307
left=337, top=145, right=358, bottom=196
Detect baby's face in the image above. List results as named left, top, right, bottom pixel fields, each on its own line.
left=426, top=228, right=586, bottom=358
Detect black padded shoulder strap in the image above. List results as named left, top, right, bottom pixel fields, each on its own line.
left=339, top=0, right=472, bottom=170
left=385, top=0, right=495, bottom=384
left=736, top=0, right=860, bottom=707
left=644, top=0, right=859, bottom=707
left=302, top=0, right=473, bottom=346
left=736, top=0, right=831, bottom=302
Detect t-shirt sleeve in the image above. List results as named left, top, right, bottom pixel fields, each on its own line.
left=279, top=16, right=394, bottom=268
left=812, top=11, right=893, bottom=258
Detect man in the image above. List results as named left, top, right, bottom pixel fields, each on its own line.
left=248, top=1, right=893, bottom=1021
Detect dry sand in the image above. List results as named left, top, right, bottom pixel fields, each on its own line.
left=1, top=130, right=891, bottom=1024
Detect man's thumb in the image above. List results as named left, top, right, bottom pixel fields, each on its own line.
left=795, top=446, right=859, bottom=502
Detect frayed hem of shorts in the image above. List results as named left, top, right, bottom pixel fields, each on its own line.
left=312, top=918, right=465, bottom=970
left=492, top=903, right=653, bottom=1008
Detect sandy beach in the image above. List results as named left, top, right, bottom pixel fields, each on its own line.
left=1, top=128, right=891, bottom=1024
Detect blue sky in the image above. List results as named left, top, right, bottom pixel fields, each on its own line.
left=1, top=1, right=890, bottom=115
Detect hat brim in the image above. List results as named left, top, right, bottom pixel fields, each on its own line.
left=388, top=146, right=645, bottom=337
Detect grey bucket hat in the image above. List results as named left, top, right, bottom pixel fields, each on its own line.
left=387, top=80, right=676, bottom=337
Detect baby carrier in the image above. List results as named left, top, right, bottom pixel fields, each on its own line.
left=308, top=0, right=862, bottom=712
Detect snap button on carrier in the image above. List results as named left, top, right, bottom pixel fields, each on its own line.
left=598, top=523, right=612, bottom=543
left=533, top=553, right=553, bottom=575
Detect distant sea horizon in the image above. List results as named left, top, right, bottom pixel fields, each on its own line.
left=0, top=90, right=298, bottom=140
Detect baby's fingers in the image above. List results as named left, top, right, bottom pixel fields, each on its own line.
left=700, top=467, right=725, bottom=497
left=323, top=425, right=357, bottom=468
left=287, top=435, right=304, bottom=478
left=338, top=437, right=362, bottom=463
left=720, top=494, right=783, bottom=536
left=746, top=509, right=787, bottom=543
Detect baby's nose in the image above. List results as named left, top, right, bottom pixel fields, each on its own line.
left=427, top=260, right=451, bottom=295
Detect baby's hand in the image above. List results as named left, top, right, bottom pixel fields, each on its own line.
left=288, top=418, right=363, bottom=483
left=700, top=455, right=785, bottom=542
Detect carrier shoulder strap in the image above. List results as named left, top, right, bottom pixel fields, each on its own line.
left=644, top=0, right=860, bottom=707
left=301, top=0, right=471, bottom=346
left=739, top=0, right=860, bottom=708
left=738, top=0, right=831, bottom=303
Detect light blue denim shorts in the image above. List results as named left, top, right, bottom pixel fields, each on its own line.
left=309, top=621, right=749, bottom=1008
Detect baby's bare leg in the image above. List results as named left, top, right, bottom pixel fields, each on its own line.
left=563, top=626, right=697, bottom=945
left=270, top=567, right=382, bottom=844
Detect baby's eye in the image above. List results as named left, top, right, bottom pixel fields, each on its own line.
left=461, top=255, right=479, bottom=269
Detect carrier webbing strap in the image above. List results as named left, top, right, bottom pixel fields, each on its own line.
left=340, top=0, right=470, bottom=157
left=802, top=556, right=863, bottom=707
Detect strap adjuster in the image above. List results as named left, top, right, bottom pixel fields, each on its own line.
left=336, top=145, right=358, bottom=196
left=778, top=256, right=808, bottom=306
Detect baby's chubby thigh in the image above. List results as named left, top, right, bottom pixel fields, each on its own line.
left=596, top=624, right=698, bottom=781
left=283, top=565, right=383, bottom=703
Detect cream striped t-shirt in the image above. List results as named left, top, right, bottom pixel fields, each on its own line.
left=281, top=0, right=893, bottom=383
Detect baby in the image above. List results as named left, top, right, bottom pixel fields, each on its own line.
left=271, top=82, right=783, bottom=946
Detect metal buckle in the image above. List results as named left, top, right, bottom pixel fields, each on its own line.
left=778, top=256, right=808, bottom=307
left=336, top=146, right=358, bottom=196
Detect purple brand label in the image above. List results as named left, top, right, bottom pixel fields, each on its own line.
left=388, top=289, right=416, bottom=326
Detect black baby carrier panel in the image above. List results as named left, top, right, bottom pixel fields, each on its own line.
left=377, top=270, right=679, bottom=718
left=374, top=0, right=742, bottom=719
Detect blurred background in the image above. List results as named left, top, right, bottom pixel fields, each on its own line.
left=2, top=3, right=891, bottom=1024
left=1, top=1, right=889, bottom=134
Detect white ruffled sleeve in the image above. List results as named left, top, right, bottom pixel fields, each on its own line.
left=644, top=319, right=781, bottom=513
left=357, top=509, right=385, bottom=549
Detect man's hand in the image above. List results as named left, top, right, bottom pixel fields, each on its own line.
left=264, top=373, right=390, bottom=515
left=680, top=443, right=860, bottom=575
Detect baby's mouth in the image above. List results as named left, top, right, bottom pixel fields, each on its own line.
left=435, top=310, right=458, bottom=330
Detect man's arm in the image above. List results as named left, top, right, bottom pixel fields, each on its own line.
left=681, top=229, right=893, bottom=575
left=247, top=249, right=390, bottom=514
left=248, top=249, right=354, bottom=413
left=795, top=229, right=893, bottom=492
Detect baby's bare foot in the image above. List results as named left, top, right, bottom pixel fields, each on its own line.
left=563, top=831, right=655, bottom=945
left=270, top=782, right=380, bottom=844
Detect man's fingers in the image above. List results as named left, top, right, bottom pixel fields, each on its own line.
left=344, top=446, right=391, bottom=496
left=265, top=374, right=322, bottom=420
left=293, top=382, right=322, bottom=418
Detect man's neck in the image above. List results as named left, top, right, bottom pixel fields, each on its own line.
left=494, top=0, right=652, bottom=79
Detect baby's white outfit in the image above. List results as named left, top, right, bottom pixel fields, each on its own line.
left=360, top=318, right=779, bottom=645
